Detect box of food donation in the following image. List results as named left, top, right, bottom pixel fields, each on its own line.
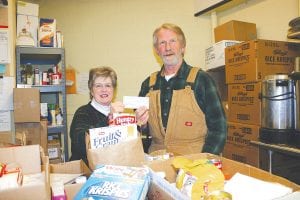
left=74, top=165, right=150, bottom=200
left=0, top=145, right=48, bottom=200
left=214, top=20, right=257, bottom=42
left=146, top=153, right=300, bottom=200
left=205, top=40, right=240, bottom=70
left=228, top=82, right=261, bottom=125
left=49, top=160, right=92, bottom=200
left=225, top=39, right=299, bottom=84
left=13, top=88, right=40, bottom=123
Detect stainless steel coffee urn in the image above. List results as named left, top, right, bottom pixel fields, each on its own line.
left=260, top=74, right=295, bottom=144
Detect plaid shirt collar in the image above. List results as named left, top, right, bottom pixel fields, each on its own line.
left=159, top=60, right=188, bottom=79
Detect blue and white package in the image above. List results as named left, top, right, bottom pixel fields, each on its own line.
left=74, top=165, right=150, bottom=200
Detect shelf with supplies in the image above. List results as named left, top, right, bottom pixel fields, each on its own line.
left=16, top=46, right=68, bottom=162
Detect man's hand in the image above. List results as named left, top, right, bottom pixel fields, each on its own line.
left=135, top=106, right=149, bottom=126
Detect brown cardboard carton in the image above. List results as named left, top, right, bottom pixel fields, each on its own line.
left=223, top=142, right=259, bottom=167
left=225, top=39, right=299, bottom=84
left=14, top=88, right=40, bottom=123
left=50, top=160, right=92, bottom=200
left=15, top=121, right=47, bottom=154
left=0, top=6, right=8, bottom=26
left=214, top=20, right=257, bottom=42
left=207, top=66, right=227, bottom=101
left=228, top=82, right=261, bottom=125
left=226, top=121, right=260, bottom=147
left=146, top=153, right=300, bottom=199
left=0, top=131, right=13, bottom=144
left=0, top=145, right=48, bottom=200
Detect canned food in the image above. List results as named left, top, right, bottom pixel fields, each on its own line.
left=210, top=158, right=222, bottom=170
left=204, top=190, right=232, bottom=200
left=52, top=74, right=60, bottom=85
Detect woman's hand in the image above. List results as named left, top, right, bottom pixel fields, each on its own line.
left=110, top=101, right=125, bottom=113
left=135, top=106, right=149, bottom=126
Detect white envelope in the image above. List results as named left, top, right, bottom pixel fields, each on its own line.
left=123, top=96, right=149, bottom=109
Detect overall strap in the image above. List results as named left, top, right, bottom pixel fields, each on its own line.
left=149, top=71, right=159, bottom=89
left=186, top=67, right=200, bottom=86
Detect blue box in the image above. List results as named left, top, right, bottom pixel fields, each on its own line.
left=74, top=165, right=150, bottom=200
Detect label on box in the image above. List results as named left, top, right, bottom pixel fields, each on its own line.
left=89, top=124, right=138, bottom=149
left=48, top=147, right=59, bottom=159
left=109, top=113, right=136, bottom=126
left=205, top=40, right=240, bottom=70
left=74, top=165, right=150, bottom=200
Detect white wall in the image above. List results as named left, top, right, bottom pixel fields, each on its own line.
left=33, top=0, right=298, bottom=156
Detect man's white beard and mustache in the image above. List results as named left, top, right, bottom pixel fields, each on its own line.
left=161, top=51, right=183, bottom=67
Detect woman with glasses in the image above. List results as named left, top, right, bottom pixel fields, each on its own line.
left=69, top=66, right=124, bottom=165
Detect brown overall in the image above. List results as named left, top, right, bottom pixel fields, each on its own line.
left=147, top=67, right=207, bottom=155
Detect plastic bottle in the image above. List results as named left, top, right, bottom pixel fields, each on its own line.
left=56, top=108, right=63, bottom=125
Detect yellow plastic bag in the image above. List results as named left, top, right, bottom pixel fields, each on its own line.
left=172, top=157, right=225, bottom=200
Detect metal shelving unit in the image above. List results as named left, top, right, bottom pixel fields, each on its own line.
left=16, top=46, right=68, bottom=161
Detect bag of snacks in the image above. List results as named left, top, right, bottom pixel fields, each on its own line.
left=172, top=157, right=225, bottom=200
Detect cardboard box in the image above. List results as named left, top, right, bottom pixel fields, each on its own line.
left=228, top=82, right=261, bottom=125
left=146, top=153, right=300, bottom=199
left=214, top=20, right=257, bottom=42
left=0, top=131, right=13, bottom=144
left=14, top=88, right=40, bottom=123
left=205, top=40, right=240, bottom=70
left=0, top=145, right=48, bottom=200
left=17, top=1, right=39, bottom=16
left=227, top=121, right=260, bottom=147
left=207, top=66, right=227, bottom=101
left=225, top=39, right=299, bottom=84
left=16, top=14, right=39, bottom=47
left=39, top=18, right=56, bottom=47
left=223, top=142, right=259, bottom=168
left=0, top=6, right=8, bottom=26
left=74, top=165, right=150, bottom=200
left=15, top=121, right=47, bottom=154
left=49, top=160, right=92, bottom=200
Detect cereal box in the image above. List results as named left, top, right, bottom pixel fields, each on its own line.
left=74, top=165, right=150, bottom=200
left=89, top=124, right=138, bottom=149
left=39, top=18, right=56, bottom=47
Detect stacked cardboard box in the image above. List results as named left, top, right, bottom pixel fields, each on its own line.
left=16, top=1, right=39, bottom=47
left=13, top=88, right=49, bottom=157
left=224, top=39, right=298, bottom=167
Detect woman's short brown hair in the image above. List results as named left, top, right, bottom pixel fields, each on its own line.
left=88, top=66, right=117, bottom=99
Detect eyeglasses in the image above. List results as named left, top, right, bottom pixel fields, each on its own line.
left=93, top=83, right=113, bottom=89
left=158, top=38, right=178, bottom=47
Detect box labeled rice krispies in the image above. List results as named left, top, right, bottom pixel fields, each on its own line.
left=74, top=165, right=150, bottom=200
